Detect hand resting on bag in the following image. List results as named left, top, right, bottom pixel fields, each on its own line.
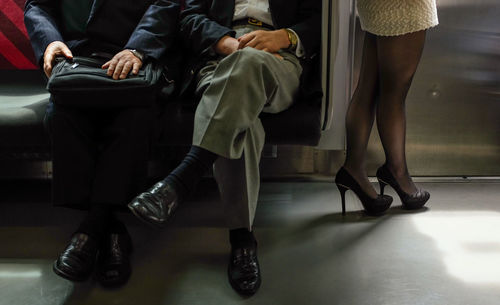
left=102, top=50, right=143, bottom=80
left=43, top=41, right=73, bottom=78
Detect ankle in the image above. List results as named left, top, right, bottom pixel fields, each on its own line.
left=343, top=163, right=366, bottom=176
left=108, top=218, right=128, bottom=234
left=74, top=225, right=106, bottom=242
left=76, top=205, right=114, bottom=241
left=385, top=163, right=409, bottom=178
left=164, top=146, right=218, bottom=198
left=230, top=228, right=256, bottom=249
left=164, top=175, right=187, bottom=197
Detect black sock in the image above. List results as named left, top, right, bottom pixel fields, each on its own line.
left=76, top=204, right=113, bottom=241
left=230, top=228, right=257, bottom=249
left=164, top=146, right=218, bottom=198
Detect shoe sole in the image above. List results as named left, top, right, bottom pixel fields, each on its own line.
left=401, top=199, right=430, bottom=210
left=52, top=260, right=91, bottom=282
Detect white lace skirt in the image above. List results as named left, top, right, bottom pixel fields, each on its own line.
left=357, top=0, right=439, bottom=36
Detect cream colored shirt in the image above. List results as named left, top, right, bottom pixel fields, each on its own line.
left=233, top=0, right=305, bottom=57
left=234, top=0, right=274, bottom=27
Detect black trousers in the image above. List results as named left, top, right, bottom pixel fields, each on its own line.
left=45, top=101, right=155, bottom=209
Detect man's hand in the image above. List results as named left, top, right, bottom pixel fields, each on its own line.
left=237, top=29, right=290, bottom=53
left=214, top=36, right=240, bottom=56
left=43, top=41, right=73, bottom=78
left=102, top=50, right=143, bottom=80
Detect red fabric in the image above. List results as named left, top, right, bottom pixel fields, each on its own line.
left=0, top=0, right=184, bottom=70
left=0, top=0, right=37, bottom=69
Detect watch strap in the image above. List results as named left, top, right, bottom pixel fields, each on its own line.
left=128, top=49, right=144, bottom=62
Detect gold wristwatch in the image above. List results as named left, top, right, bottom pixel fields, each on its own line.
left=285, top=28, right=298, bottom=51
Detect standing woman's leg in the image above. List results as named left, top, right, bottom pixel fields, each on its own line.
left=376, top=30, right=427, bottom=194
left=343, top=32, right=380, bottom=198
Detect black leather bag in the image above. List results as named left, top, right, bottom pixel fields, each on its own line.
left=47, top=56, right=164, bottom=108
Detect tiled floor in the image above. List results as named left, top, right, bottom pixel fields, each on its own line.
left=1, top=180, right=499, bottom=305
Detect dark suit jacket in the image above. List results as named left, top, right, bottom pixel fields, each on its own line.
left=24, top=0, right=181, bottom=79
left=179, top=0, right=322, bottom=99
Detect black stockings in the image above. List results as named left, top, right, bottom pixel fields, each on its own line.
left=344, top=33, right=379, bottom=198
left=344, top=31, right=427, bottom=196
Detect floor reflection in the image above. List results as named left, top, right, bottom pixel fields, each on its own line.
left=0, top=260, right=73, bottom=305
left=413, top=211, right=500, bottom=285
left=0, top=263, right=42, bottom=278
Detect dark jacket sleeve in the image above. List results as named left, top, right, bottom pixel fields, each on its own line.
left=289, top=0, right=322, bottom=59
left=179, top=0, right=236, bottom=57
left=24, top=0, right=64, bottom=67
left=125, top=0, right=181, bottom=61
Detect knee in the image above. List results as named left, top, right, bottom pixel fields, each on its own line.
left=229, top=47, right=268, bottom=71
left=379, top=67, right=415, bottom=96
left=221, top=48, right=277, bottom=89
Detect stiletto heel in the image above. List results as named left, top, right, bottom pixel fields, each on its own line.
left=334, top=167, right=393, bottom=216
left=376, top=164, right=430, bottom=210
left=378, top=179, right=387, bottom=195
left=336, top=184, right=348, bottom=215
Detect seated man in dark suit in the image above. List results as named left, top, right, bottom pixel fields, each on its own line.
left=128, top=0, right=321, bottom=296
left=24, top=0, right=180, bottom=287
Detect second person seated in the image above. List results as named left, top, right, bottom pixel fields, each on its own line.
left=128, top=0, right=321, bottom=297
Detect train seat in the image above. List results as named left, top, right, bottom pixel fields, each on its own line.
left=0, top=70, right=322, bottom=162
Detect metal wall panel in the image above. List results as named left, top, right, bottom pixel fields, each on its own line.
left=361, top=0, right=500, bottom=176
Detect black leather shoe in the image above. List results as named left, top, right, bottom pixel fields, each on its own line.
left=228, top=245, right=261, bottom=296
left=96, top=232, right=133, bottom=288
left=376, top=164, right=430, bottom=210
left=128, top=180, right=180, bottom=227
left=53, top=233, right=98, bottom=282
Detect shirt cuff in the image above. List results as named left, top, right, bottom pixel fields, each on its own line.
left=288, top=29, right=305, bottom=58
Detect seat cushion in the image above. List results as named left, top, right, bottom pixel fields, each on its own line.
left=0, top=71, right=50, bottom=154
left=261, top=100, right=322, bottom=146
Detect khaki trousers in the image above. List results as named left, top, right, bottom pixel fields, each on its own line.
left=193, top=26, right=302, bottom=230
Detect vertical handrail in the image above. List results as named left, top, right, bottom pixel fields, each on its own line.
left=347, top=0, right=356, bottom=112
left=321, top=0, right=333, bottom=131
left=317, top=0, right=357, bottom=149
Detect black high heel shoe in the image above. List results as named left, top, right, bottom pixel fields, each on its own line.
left=335, top=167, right=393, bottom=216
left=376, top=164, right=430, bottom=210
